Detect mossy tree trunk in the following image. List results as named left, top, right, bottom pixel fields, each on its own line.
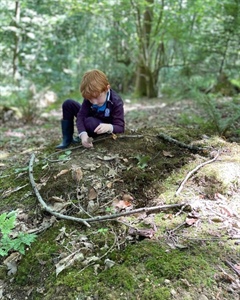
left=131, top=0, right=165, bottom=98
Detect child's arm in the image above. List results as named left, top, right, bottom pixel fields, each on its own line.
left=111, top=101, right=125, bottom=133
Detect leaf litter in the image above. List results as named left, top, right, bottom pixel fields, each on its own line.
left=1, top=99, right=240, bottom=299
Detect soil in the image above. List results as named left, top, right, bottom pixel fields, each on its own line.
left=0, top=97, right=240, bottom=300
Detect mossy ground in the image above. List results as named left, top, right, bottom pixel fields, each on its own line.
left=0, top=98, right=240, bottom=299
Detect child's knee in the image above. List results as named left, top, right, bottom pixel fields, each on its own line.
left=84, top=117, right=101, bottom=133
left=62, top=99, right=74, bottom=109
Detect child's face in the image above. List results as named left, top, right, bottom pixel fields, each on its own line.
left=88, top=85, right=110, bottom=106
left=88, top=91, right=107, bottom=106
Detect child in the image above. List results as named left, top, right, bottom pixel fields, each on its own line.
left=56, top=69, right=125, bottom=149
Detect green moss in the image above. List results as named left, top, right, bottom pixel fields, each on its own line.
left=99, top=265, right=136, bottom=290
left=15, top=224, right=61, bottom=285
left=141, top=287, right=171, bottom=300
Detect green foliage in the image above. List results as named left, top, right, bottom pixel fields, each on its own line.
left=135, top=154, right=151, bottom=169
left=58, top=150, right=72, bottom=161
left=1, top=0, right=240, bottom=107
left=178, top=92, right=240, bottom=136
left=97, top=228, right=108, bottom=235
left=201, top=95, right=240, bottom=135
left=0, top=211, right=36, bottom=257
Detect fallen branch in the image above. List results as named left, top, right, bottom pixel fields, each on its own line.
left=225, top=259, right=240, bottom=277
left=29, top=153, right=91, bottom=227
left=175, top=151, right=220, bottom=196
left=47, top=134, right=144, bottom=161
left=157, top=133, right=205, bottom=152
left=29, top=153, right=187, bottom=226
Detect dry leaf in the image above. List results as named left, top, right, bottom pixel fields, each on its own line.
left=214, top=193, right=227, bottom=201
left=112, top=198, right=132, bottom=210
left=82, top=163, right=100, bottom=171
left=111, top=133, right=118, bottom=140
left=71, top=166, right=83, bottom=183
left=54, top=169, right=69, bottom=179
left=211, top=216, right=224, bottom=222
left=3, top=252, right=21, bottom=276
left=88, top=187, right=98, bottom=200
left=185, top=217, right=198, bottom=226
left=5, top=130, right=25, bottom=138
left=128, top=227, right=156, bottom=239
left=87, top=200, right=99, bottom=213
left=55, top=251, right=84, bottom=276
left=234, top=264, right=240, bottom=270
left=48, top=196, right=65, bottom=203
left=104, top=259, right=115, bottom=269
left=123, top=194, right=134, bottom=201
left=106, top=181, right=113, bottom=189
left=49, top=201, right=71, bottom=212
left=163, top=150, right=174, bottom=157
left=97, top=155, right=117, bottom=161
left=219, top=206, right=233, bottom=217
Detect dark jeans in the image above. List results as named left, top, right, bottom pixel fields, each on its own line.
left=62, top=99, right=81, bottom=120
left=62, top=99, right=102, bottom=136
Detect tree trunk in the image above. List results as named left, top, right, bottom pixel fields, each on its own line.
left=132, top=0, right=161, bottom=98
left=13, top=1, right=20, bottom=80
left=135, top=65, right=157, bottom=98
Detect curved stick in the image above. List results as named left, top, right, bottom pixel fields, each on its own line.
left=175, top=151, right=220, bottom=196
left=29, top=153, right=91, bottom=227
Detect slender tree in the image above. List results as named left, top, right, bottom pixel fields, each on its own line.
left=12, top=1, right=20, bottom=80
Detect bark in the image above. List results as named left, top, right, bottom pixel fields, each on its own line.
left=132, top=0, right=164, bottom=98
left=13, top=1, right=21, bottom=79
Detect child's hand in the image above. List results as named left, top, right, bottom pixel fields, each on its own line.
left=81, top=132, right=93, bottom=148
left=94, top=124, right=113, bottom=134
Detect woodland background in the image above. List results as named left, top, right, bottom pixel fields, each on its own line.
left=1, top=0, right=240, bottom=105
left=0, top=1, right=240, bottom=300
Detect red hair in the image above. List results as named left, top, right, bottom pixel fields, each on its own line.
left=80, top=69, right=110, bottom=99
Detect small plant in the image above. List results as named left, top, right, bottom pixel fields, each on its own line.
left=97, top=228, right=108, bottom=235
left=200, top=94, right=240, bottom=135
left=105, top=207, right=114, bottom=214
left=0, top=211, right=36, bottom=257
left=179, top=92, right=240, bottom=136
left=58, top=150, right=72, bottom=161
left=135, top=154, right=151, bottom=169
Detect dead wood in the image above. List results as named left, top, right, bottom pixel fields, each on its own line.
left=157, top=133, right=205, bottom=152
left=29, top=153, right=91, bottom=227
left=175, top=151, right=220, bottom=196
left=225, top=259, right=240, bottom=277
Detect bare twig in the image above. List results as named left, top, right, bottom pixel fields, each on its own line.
left=47, top=134, right=144, bottom=161
left=157, top=133, right=205, bottom=152
left=225, top=259, right=240, bottom=277
left=2, top=184, right=29, bottom=199
left=83, top=203, right=186, bottom=223
left=175, top=151, right=220, bottom=196
left=29, top=153, right=91, bottom=227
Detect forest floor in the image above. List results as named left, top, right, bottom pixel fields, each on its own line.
left=0, top=96, right=240, bottom=300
